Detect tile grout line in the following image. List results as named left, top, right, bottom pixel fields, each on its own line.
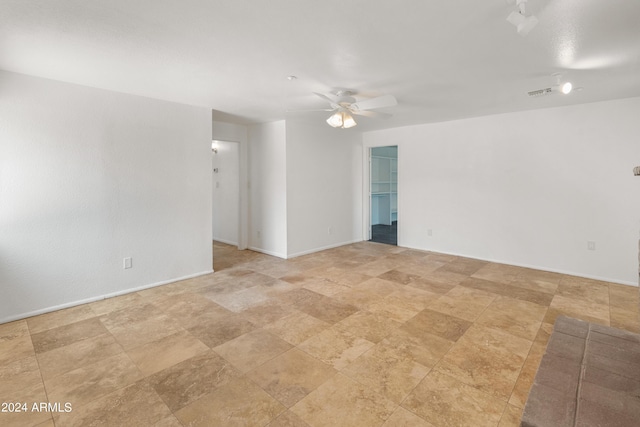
left=572, top=323, right=591, bottom=427
left=394, top=364, right=436, bottom=425
left=503, top=320, right=543, bottom=407
left=26, top=320, right=56, bottom=427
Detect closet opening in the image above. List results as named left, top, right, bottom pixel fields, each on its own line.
left=369, top=145, right=397, bottom=245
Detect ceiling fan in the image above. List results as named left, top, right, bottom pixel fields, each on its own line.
left=299, top=90, right=397, bottom=129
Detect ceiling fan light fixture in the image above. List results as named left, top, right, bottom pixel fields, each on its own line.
left=326, top=111, right=357, bottom=129
left=326, top=111, right=343, bottom=128
left=315, top=91, right=394, bottom=128
left=342, top=113, right=357, bottom=128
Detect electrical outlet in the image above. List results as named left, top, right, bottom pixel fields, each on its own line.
left=257, top=230, right=261, bottom=238
left=427, top=229, right=433, bottom=237
left=123, top=257, right=132, bottom=269
left=587, top=241, right=596, bottom=251
left=328, top=226, right=332, bottom=235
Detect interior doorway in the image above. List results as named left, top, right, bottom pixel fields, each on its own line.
left=212, top=140, right=240, bottom=248
left=369, top=146, right=398, bottom=245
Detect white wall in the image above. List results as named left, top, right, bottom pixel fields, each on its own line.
left=248, top=121, right=288, bottom=257
left=285, top=121, right=363, bottom=257
left=364, top=97, right=640, bottom=285
left=0, top=71, right=213, bottom=323
left=212, top=140, right=240, bottom=245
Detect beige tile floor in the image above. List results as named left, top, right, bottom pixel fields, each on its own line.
left=1, top=241, right=638, bottom=427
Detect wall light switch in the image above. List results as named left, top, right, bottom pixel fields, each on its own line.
left=587, top=241, right=596, bottom=251
left=427, top=229, right=433, bottom=237
left=124, top=257, right=132, bottom=269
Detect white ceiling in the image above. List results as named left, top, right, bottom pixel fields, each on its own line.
left=2, top=0, right=639, bottom=131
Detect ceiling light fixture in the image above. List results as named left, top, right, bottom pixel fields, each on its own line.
left=342, top=113, right=357, bottom=129
left=551, top=73, right=572, bottom=94
left=555, top=81, right=573, bottom=94
left=506, top=0, right=538, bottom=36
left=527, top=73, right=573, bottom=97
left=326, top=110, right=357, bottom=129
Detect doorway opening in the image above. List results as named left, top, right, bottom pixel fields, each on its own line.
left=212, top=140, right=240, bottom=269
left=369, top=146, right=397, bottom=245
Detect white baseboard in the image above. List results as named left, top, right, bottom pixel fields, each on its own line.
left=400, top=244, right=638, bottom=287
left=287, top=239, right=362, bottom=259
left=248, top=246, right=287, bottom=259
left=0, top=270, right=214, bottom=325
left=213, top=238, right=238, bottom=246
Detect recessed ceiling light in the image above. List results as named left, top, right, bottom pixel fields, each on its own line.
left=286, top=75, right=297, bottom=81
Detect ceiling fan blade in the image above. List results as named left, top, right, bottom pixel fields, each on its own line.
left=351, top=109, right=392, bottom=119
left=313, top=92, right=340, bottom=109
left=350, top=94, right=397, bottom=111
